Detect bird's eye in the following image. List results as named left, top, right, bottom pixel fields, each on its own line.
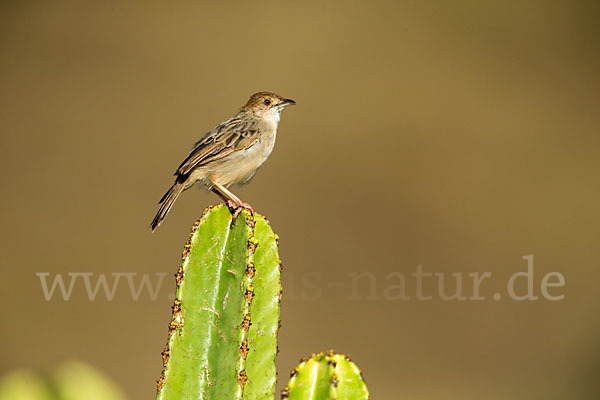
left=264, top=99, right=271, bottom=106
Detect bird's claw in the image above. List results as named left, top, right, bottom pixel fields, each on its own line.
left=239, top=202, right=254, bottom=215
left=226, top=200, right=238, bottom=210
left=226, top=201, right=255, bottom=222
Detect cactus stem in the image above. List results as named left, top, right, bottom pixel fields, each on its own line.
left=156, top=205, right=281, bottom=399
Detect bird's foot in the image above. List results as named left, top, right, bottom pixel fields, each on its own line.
left=227, top=201, right=255, bottom=222
left=226, top=199, right=238, bottom=210
left=239, top=202, right=255, bottom=215
left=232, top=202, right=254, bottom=221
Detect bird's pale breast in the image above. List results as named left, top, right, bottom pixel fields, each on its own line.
left=189, top=121, right=277, bottom=189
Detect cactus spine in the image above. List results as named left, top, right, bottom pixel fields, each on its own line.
left=282, top=352, right=369, bottom=400
left=156, top=205, right=281, bottom=400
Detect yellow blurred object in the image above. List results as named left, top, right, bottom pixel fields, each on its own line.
left=0, top=361, right=126, bottom=400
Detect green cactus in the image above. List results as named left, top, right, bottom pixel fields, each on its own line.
left=0, top=361, right=127, bottom=400
left=156, top=205, right=281, bottom=400
left=282, top=352, right=369, bottom=400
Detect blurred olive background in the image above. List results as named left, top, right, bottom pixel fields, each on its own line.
left=1, top=0, right=599, bottom=399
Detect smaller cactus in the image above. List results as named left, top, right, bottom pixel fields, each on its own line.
left=282, top=351, right=369, bottom=400
left=0, top=361, right=126, bottom=400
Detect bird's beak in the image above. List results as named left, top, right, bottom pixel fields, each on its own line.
left=278, top=98, right=296, bottom=107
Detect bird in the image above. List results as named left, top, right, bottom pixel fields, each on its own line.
left=150, top=92, right=296, bottom=231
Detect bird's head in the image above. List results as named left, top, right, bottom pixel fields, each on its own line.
left=242, top=92, right=296, bottom=122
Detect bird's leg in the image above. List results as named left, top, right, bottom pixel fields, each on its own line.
left=211, top=183, right=254, bottom=219
left=210, top=185, right=236, bottom=208
left=211, top=183, right=243, bottom=207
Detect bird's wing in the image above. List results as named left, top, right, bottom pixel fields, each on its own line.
left=175, top=116, right=260, bottom=176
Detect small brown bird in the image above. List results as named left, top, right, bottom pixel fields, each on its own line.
left=150, top=92, right=296, bottom=231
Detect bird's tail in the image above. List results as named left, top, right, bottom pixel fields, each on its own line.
left=150, top=181, right=185, bottom=232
